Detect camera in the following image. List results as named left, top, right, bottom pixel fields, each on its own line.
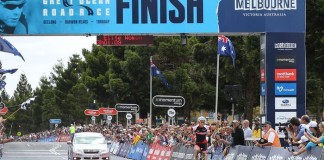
left=258, top=138, right=268, bottom=144
left=278, top=121, right=292, bottom=140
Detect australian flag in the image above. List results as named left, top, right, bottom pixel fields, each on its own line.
left=150, top=60, right=172, bottom=89
left=0, top=37, right=25, bottom=61
left=218, top=35, right=236, bottom=66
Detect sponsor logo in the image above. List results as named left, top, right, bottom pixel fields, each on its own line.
left=236, top=153, right=248, bottom=159
left=275, top=83, right=296, bottom=95
left=235, top=0, right=297, bottom=10
left=260, top=69, right=265, bottom=82
left=261, top=83, right=266, bottom=96
left=152, top=95, right=186, bottom=107
left=275, top=112, right=296, bottom=123
left=268, top=155, right=284, bottom=159
left=274, top=43, right=297, bottom=49
left=275, top=69, right=296, bottom=81
left=275, top=97, right=297, bottom=110
left=251, top=154, right=267, bottom=160
left=275, top=54, right=296, bottom=67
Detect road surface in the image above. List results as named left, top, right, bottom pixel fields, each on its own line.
left=1, top=142, right=130, bottom=160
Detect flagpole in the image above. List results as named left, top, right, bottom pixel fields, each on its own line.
left=215, top=54, right=220, bottom=121
left=9, top=121, right=13, bottom=136
left=6, top=108, right=21, bottom=119
left=149, top=56, right=153, bottom=128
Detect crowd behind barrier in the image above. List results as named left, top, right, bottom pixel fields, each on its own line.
left=108, top=140, right=324, bottom=160
left=4, top=115, right=324, bottom=160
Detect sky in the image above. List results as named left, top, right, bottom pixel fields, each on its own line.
left=0, top=36, right=97, bottom=97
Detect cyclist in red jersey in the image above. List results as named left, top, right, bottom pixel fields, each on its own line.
left=192, top=116, right=209, bottom=160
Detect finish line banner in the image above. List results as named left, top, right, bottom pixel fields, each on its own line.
left=1, top=0, right=305, bottom=35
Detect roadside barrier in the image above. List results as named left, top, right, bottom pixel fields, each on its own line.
left=37, top=135, right=56, bottom=142
left=109, top=141, right=324, bottom=160
left=225, top=145, right=323, bottom=160
left=55, top=135, right=71, bottom=142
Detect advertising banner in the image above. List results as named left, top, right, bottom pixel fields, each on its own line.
left=224, top=145, right=240, bottom=160
left=275, top=83, right=297, bottom=95
left=152, top=95, right=185, bottom=107
left=248, top=146, right=271, bottom=160
left=170, top=144, right=181, bottom=160
left=267, top=147, right=292, bottom=160
left=274, top=69, right=297, bottom=81
left=264, top=32, right=305, bottom=126
left=275, top=97, right=297, bottom=110
left=141, top=144, right=150, bottom=160
left=1, top=0, right=305, bottom=35
left=275, top=54, right=296, bottom=68
left=115, top=104, right=140, bottom=112
left=307, top=147, right=323, bottom=160
left=275, top=112, right=296, bottom=124
left=230, top=146, right=252, bottom=160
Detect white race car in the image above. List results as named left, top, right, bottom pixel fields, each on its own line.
left=67, top=132, right=110, bottom=160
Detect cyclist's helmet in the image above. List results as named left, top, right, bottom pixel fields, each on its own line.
left=197, top=116, right=207, bottom=122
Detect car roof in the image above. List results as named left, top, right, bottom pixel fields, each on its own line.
left=74, top=132, right=104, bottom=137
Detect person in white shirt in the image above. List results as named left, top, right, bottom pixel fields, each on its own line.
left=242, top=119, right=252, bottom=139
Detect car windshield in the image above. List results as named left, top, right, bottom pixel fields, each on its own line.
left=74, top=136, right=105, bottom=144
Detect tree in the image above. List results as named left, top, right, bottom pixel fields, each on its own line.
left=10, top=73, right=34, bottom=134
left=50, top=55, right=87, bottom=126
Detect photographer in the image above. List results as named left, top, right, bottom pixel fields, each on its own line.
left=254, top=121, right=281, bottom=147
left=287, top=117, right=308, bottom=143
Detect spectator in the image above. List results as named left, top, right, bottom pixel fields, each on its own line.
left=293, top=121, right=324, bottom=156
left=210, top=133, right=224, bottom=160
left=288, top=117, right=307, bottom=143
left=300, top=115, right=310, bottom=126
left=254, top=121, right=281, bottom=147
left=0, top=122, right=13, bottom=157
left=222, top=120, right=229, bottom=127
left=231, top=120, right=245, bottom=146
left=242, top=119, right=252, bottom=139
left=300, top=115, right=311, bottom=133
left=308, top=121, right=321, bottom=138
left=217, top=127, right=233, bottom=156
left=252, top=117, right=261, bottom=138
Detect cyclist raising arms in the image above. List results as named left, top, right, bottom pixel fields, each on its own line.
left=192, top=116, right=209, bottom=160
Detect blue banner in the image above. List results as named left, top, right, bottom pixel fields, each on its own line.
left=1, top=0, right=305, bottom=35
left=127, top=144, right=138, bottom=159
left=218, top=0, right=305, bottom=33
left=49, top=119, right=61, bottom=124
left=134, top=142, right=145, bottom=160
left=275, top=83, right=297, bottom=95
left=141, top=144, right=150, bottom=160
left=264, top=32, right=305, bottom=126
